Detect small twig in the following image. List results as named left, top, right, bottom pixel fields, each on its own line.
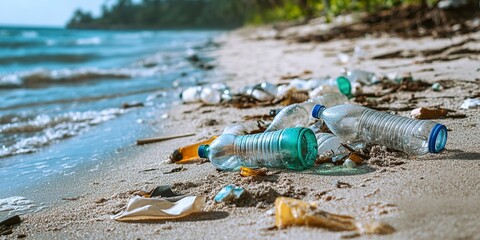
left=136, top=133, right=195, bottom=145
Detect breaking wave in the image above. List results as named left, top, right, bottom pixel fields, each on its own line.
left=0, top=53, right=97, bottom=65
left=0, top=67, right=162, bottom=89
left=0, top=108, right=125, bottom=158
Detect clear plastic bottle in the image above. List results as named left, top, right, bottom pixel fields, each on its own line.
left=200, top=87, right=221, bottom=105
left=198, top=127, right=318, bottom=170
left=309, top=76, right=351, bottom=98
left=181, top=86, right=202, bottom=103
left=265, top=93, right=348, bottom=132
left=316, top=133, right=349, bottom=157
left=311, top=104, right=448, bottom=155
left=248, top=82, right=278, bottom=102
left=346, top=69, right=379, bottom=85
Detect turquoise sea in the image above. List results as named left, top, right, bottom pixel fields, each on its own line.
left=0, top=26, right=219, bottom=194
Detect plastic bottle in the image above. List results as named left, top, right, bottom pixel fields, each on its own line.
left=200, top=87, right=221, bottom=105
left=346, top=69, right=379, bottom=85
left=248, top=82, right=278, bottom=101
left=316, top=133, right=349, bottom=157
left=170, top=136, right=218, bottom=163
left=309, top=76, right=351, bottom=98
left=265, top=93, right=348, bottom=132
left=311, top=104, right=447, bottom=155
left=181, top=86, right=202, bottom=103
left=198, top=127, right=318, bottom=170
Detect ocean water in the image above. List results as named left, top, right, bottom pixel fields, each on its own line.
left=0, top=26, right=220, bottom=194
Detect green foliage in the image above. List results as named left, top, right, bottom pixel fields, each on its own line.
left=67, top=0, right=248, bottom=29
left=66, top=0, right=437, bottom=29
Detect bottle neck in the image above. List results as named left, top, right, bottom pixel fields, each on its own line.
left=311, top=104, right=326, bottom=119
left=198, top=145, right=210, bottom=158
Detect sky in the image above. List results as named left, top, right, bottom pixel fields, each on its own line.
left=0, top=0, right=106, bottom=27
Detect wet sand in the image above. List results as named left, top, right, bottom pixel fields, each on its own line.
left=7, top=28, right=480, bottom=239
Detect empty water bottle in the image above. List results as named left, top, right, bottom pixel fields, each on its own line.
left=198, top=127, right=318, bottom=170
left=248, top=82, right=278, bottom=101
left=311, top=104, right=447, bottom=155
left=181, top=86, right=202, bottom=103
left=309, top=77, right=351, bottom=98
left=200, top=87, right=221, bottom=105
left=345, top=69, right=379, bottom=85
left=265, top=93, right=348, bottom=132
left=316, top=133, right=349, bottom=157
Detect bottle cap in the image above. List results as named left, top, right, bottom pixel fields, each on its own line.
left=311, top=104, right=326, bottom=119
left=428, top=124, right=447, bottom=153
left=198, top=145, right=209, bottom=158
left=336, top=76, right=352, bottom=96
left=279, top=128, right=318, bottom=170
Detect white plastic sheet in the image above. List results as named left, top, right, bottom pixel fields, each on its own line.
left=112, top=196, right=205, bottom=221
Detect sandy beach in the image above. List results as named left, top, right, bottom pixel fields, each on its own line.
left=5, top=26, right=480, bottom=239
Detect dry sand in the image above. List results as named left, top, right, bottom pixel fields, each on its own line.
left=4, top=27, right=480, bottom=239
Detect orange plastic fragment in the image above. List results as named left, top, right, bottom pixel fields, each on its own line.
left=274, top=197, right=395, bottom=235
left=348, top=153, right=364, bottom=164
left=411, top=108, right=448, bottom=119
left=239, top=167, right=267, bottom=177
left=173, top=136, right=217, bottom=164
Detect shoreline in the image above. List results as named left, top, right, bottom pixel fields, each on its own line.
left=6, top=27, right=480, bottom=239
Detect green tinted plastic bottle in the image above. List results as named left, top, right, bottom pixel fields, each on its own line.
left=198, top=128, right=318, bottom=170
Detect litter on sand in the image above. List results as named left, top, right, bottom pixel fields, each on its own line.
left=274, top=197, right=395, bottom=235
left=136, top=133, right=195, bottom=145
left=214, top=185, right=246, bottom=203
left=112, top=196, right=206, bottom=221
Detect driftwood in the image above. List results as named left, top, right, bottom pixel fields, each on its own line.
left=136, top=133, right=195, bottom=145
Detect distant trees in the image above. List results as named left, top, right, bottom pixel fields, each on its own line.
left=67, top=0, right=248, bottom=29
left=67, top=0, right=466, bottom=29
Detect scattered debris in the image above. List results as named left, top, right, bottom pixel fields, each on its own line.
left=121, top=102, right=144, bottom=109
left=136, top=133, right=195, bottom=145
left=0, top=215, right=21, bottom=236
left=62, top=196, right=81, bottom=201
left=149, top=185, right=181, bottom=198
left=138, top=168, right=159, bottom=173
left=274, top=197, right=395, bottom=235
left=95, top=198, right=107, bottom=204
left=460, top=98, right=480, bottom=109
left=214, top=185, right=246, bottom=203
left=112, top=196, right=206, bottom=221
left=335, top=181, right=353, bottom=189
left=163, top=166, right=187, bottom=174
left=348, top=153, right=364, bottom=164
left=198, top=119, right=219, bottom=127
left=411, top=107, right=448, bottom=119
left=240, top=167, right=267, bottom=177
left=343, top=159, right=357, bottom=168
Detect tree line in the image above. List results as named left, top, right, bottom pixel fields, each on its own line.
left=67, top=0, right=456, bottom=29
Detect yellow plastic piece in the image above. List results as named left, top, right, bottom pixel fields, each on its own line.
left=176, top=136, right=217, bottom=164
left=239, top=167, right=267, bottom=177
left=274, top=197, right=395, bottom=235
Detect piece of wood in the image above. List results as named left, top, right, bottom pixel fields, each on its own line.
left=136, top=133, right=195, bottom=145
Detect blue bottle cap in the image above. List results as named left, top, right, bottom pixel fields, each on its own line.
left=311, top=104, right=326, bottom=119
left=428, top=124, right=447, bottom=153
left=198, top=145, right=209, bottom=158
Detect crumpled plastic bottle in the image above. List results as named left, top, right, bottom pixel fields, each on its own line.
left=181, top=86, right=202, bottom=103
left=309, top=76, right=352, bottom=98
left=181, top=83, right=230, bottom=105
left=345, top=69, right=379, bottom=85
left=198, top=127, right=318, bottom=170
left=246, top=82, right=278, bottom=101
left=265, top=93, right=348, bottom=132
left=312, top=104, right=448, bottom=155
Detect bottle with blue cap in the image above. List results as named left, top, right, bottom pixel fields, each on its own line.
left=198, top=127, right=318, bottom=171
left=311, top=104, right=447, bottom=155
left=265, top=93, right=348, bottom=132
